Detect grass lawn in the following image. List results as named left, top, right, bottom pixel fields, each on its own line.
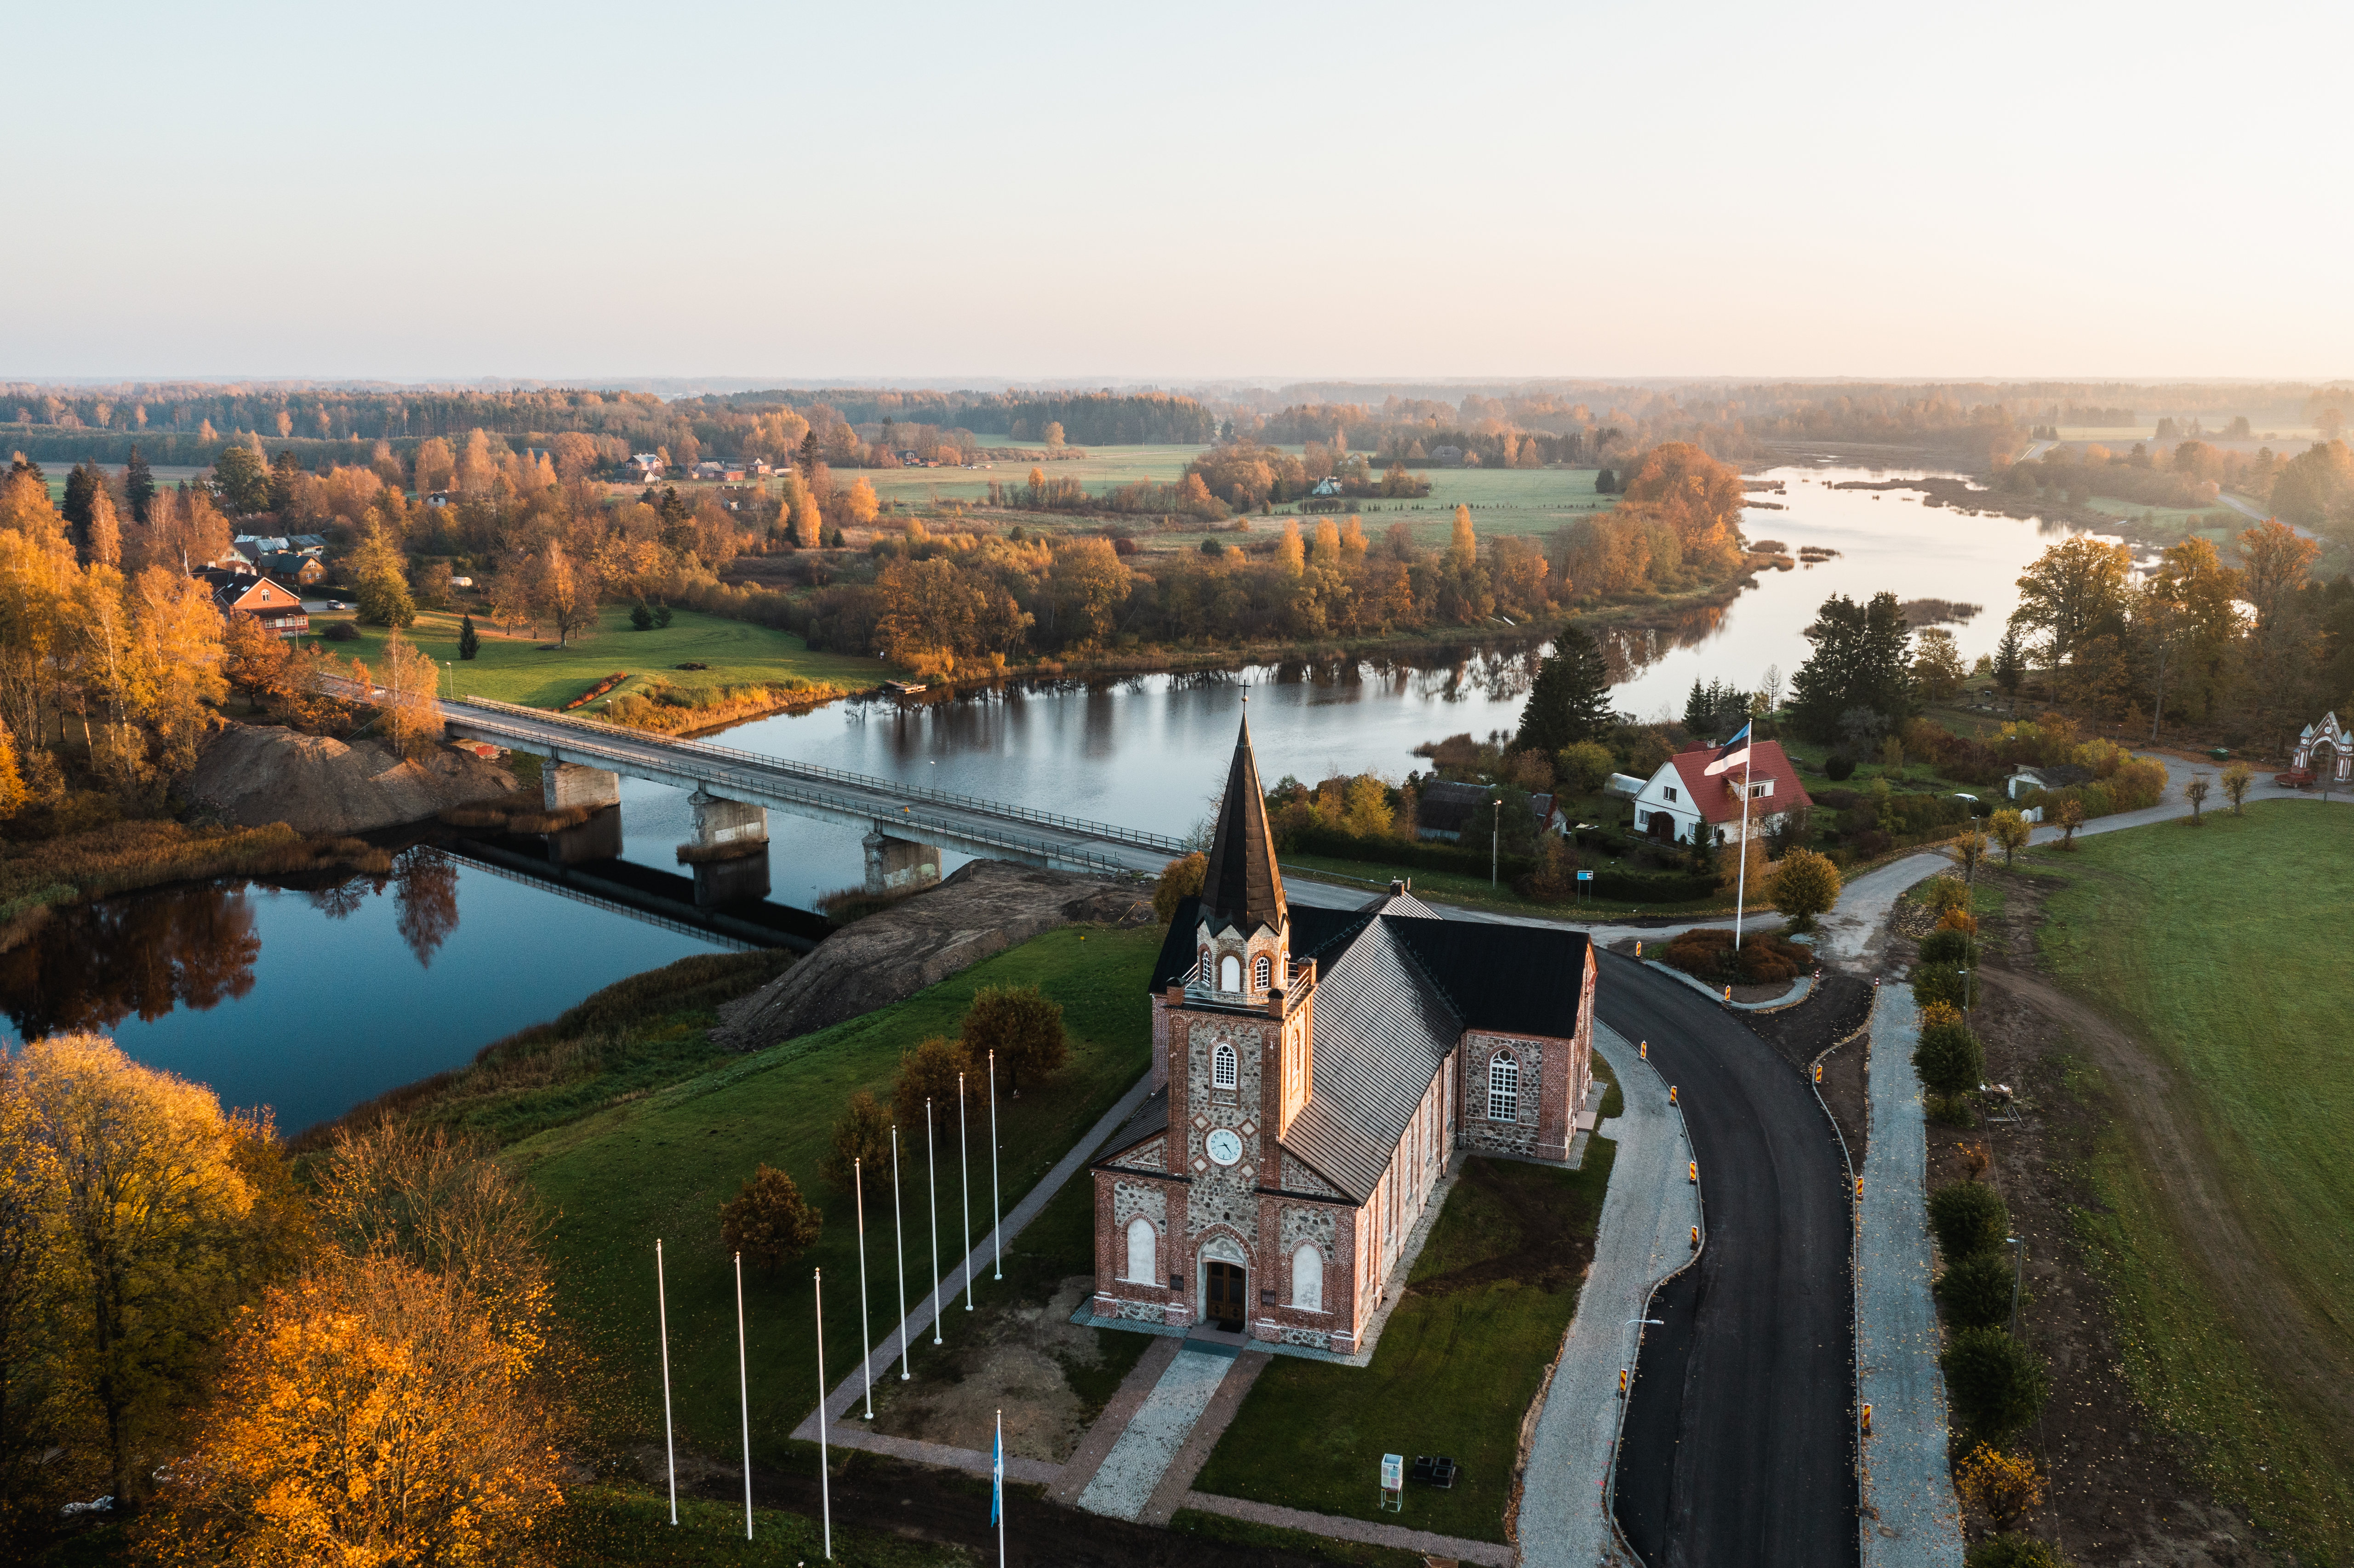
left=559, top=1485, right=961, bottom=1567
left=1191, top=1145, right=1618, bottom=1542
left=2033, top=801, right=2354, bottom=1558
left=506, top=925, right=1162, bottom=1476
left=313, top=603, right=889, bottom=711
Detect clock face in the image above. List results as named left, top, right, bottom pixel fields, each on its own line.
left=1205, top=1128, right=1243, bottom=1166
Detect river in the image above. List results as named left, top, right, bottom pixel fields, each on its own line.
left=1, top=463, right=2106, bottom=1129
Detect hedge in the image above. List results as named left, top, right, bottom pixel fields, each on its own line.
left=1281, top=826, right=1716, bottom=904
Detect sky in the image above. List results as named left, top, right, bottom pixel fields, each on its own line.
left=9, top=0, right=2352, bottom=384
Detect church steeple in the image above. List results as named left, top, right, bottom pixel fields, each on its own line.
left=1200, top=706, right=1287, bottom=937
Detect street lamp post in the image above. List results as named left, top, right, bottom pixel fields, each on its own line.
left=1491, top=798, right=1501, bottom=887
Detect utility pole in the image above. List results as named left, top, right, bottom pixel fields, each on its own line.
left=1491, top=797, right=1501, bottom=887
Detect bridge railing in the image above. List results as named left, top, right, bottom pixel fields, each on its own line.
left=448, top=693, right=1192, bottom=857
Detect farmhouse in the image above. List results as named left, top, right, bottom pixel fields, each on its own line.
left=1627, top=736, right=1811, bottom=845
left=1090, top=714, right=1598, bottom=1352
left=199, top=570, right=309, bottom=639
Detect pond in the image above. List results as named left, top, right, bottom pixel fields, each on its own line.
left=5, top=462, right=2106, bottom=1129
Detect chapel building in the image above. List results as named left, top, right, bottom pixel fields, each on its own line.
left=1090, top=714, right=1599, bottom=1352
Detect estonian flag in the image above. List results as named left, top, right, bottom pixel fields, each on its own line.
left=990, top=1416, right=1003, bottom=1526
left=1703, top=722, right=1753, bottom=777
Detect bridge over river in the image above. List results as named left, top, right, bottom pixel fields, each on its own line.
left=429, top=694, right=1185, bottom=897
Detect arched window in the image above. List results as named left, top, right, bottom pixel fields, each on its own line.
left=1125, top=1216, right=1157, bottom=1284
left=1291, top=1243, right=1323, bottom=1311
left=1487, top=1054, right=1520, bottom=1123
left=1197, top=947, right=1211, bottom=982
left=1212, top=1041, right=1238, bottom=1090
left=1219, top=954, right=1242, bottom=992
left=1252, top=953, right=1271, bottom=990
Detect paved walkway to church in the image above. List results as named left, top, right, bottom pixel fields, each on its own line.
left=1074, top=1341, right=1246, bottom=1519
left=1856, top=984, right=1966, bottom=1567
left=1514, top=1020, right=1700, bottom=1568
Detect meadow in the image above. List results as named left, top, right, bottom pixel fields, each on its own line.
left=314, top=603, right=889, bottom=710
left=505, top=925, right=1163, bottom=1477
left=2034, top=801, right=2354, bottom=1559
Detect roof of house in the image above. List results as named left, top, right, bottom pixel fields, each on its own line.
left=1661, top=739, right=1813, bottom=826
left=1139, top=885, right=1592, bottom=1203
left=1415, top=778, right=1491, bottom=833
left=1197, top=712, right=1286, bottom=936
left=197, top=569, right=303, bottom=614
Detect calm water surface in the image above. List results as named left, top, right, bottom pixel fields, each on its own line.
left=7, top=464, right=2107, bottom=1126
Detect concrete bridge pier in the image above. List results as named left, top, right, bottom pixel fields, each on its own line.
left=541, top=762, right=624, bottom=865
left=547, top=806, right=623, bottom=864
left=683, top=789, right=771, bottom=908
left=863, top=826, right=941, bottom=896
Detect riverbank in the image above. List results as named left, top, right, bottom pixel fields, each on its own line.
left=0, top=818, right=397, bottom=949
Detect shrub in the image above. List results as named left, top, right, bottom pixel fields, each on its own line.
left=1922, top=875, right=1972, bottom=917
left=1954, top=1443, right=2047, bottom=1533
left=1941, top=1328, right=2050, bottom=1443
left=1925, top=1092, right=1979, bottom=1126
left=1928, top=1180, right=2009, bottom=1260
left=891, top=1035, right=975, bottom=1140
left=1825, top=753, right=1857, bottom=781
left=1662, top=928, right=1812, bottom=983
left=322, top=620, right=361, bottom=642
left=1936, top=1252, right=2017, bottom=1330
left=720, top=1164, right=823, bottom=1271
left=1154, top=852, right=1206, bottom=924
left=963, top=984, right=1067, bottom=1094
left=1938, top=907, right=1978, bottom=936
left=819, top=1090, right=894, bottom=1193
left=1915, top=1018, right=1987, bottom=1096
left=1966, top=1534, right=2069, bottom=1568
left=1918, top=926, right=1972, bottom=965
left=1770, top=847, right=1842, bottom=929
left=1912, top=963, right=1976, bottom=1010
left=630, top=601, right=654, bottom=630
left=1556, top=740, right=1617, bottom=794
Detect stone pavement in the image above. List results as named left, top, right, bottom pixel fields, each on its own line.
left=1857, top=984, right=1966, bottom=1567
left=1515, top=1021, right=1701, bottom=1568
left=1075, top=1343, right=1242, bottom=1519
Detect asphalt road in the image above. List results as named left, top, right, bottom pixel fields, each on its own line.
left=1599, top=953, right=1857, bottom=1568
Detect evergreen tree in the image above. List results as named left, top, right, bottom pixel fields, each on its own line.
left=1683, top=677, right=1710, bottom=730
left=1992, top=624, right=2025, bottom=697
left=62, top=461, right=103, bottom=529
left=124, top=444, right=155, bottom=522
left=1514, top=625, right=1617, bottom=754
left=1787, top=592, right=1914, bottom=742
left=457, top=613, right=480, bottom=661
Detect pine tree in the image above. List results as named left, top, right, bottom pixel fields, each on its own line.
left=1683, top=678, right=1711, bottom=730
left=1514, top=625, right=1617, bottom=754
left=1992, top=624, right=2025, bottom=698
left=124, top=444, right=155, bottom=523
left=457, top=613, right=480, bottom=661
left=62, top=462, right=103, bottom=529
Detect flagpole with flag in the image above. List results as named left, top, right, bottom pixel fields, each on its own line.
left=992, top=1407, right=1005, bottom=1566
left=1703, top=722, right=1755, bottom=948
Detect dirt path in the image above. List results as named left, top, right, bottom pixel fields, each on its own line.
left=1973, top=961, right=2354, bottom=1437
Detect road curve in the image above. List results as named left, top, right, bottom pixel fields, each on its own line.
left=1599, top=954, right=1857, bottom=1568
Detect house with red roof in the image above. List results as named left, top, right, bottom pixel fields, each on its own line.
left=1629, top=738, right=1812, bottom=847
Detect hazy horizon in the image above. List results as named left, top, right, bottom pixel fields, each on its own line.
left=14, top=0, right=2353, bottom=382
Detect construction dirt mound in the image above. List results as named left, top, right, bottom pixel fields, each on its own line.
left=184, top=723, right=520, bottom=836
left=711, top=859, right=1153, bottom=1052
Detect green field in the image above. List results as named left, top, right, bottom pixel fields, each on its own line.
left=1191, top=1141, right=1617, bottom=1542
left=506, top=925, right=1162, bottom=1476
left=315, top=603, right=890, bottom=710
left=2035, top=802, right=2354, bottom=1558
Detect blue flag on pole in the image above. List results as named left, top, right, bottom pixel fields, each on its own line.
left=990, top=1420, right=1003, bottom=1525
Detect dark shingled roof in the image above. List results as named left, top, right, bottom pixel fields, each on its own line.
left=1385, top=918, right=1593, bottom=1038
left=1198, top=713, right=1286, bottom=936
left=1098, top=1085, right=1170, bottom=1164
left=1281, top=918, right=1460, bottom=1199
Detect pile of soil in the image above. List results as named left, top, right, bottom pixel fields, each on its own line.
left=711, top=860, right=1154, bottom=1052
left=870, top=1276, right=1108, bottom=1463
left=183, top=723, right=517, bottom=835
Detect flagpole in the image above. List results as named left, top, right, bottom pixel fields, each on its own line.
left=735, top=1251, right=753, bottom=1540
left=855, top=1158, right=874, bottom=1420
left=656, top=1238, right=676, bottom=1526
left=815, top=1267, right=832, bottom=1562
left=988, top=1050, right=1003, bottom=1281
left=1735, top=740, right=1753, bottom=948
left=892, top=1124, right=910, bottom=1380
left=996, top=1407, right=1006, bottom=1568
left=959, top=1071, right=974, bottom=1311
left=927, top=1098, right=943, bottom=1345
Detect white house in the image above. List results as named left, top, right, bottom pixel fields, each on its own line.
left=1628, top=740, right=1813, bottom=846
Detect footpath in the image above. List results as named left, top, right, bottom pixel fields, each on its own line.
left=1857, top=983, right=1966, bottom=1566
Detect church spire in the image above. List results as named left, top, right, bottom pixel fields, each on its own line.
left=1199, top=706, right=1287, bottom=937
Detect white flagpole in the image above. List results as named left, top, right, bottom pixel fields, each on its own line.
left=855, top=1158, right=874, bottom=1420
left=656, top=1238, right=676, bottom=1526
left=893, top=1125, right=910, bottom=1379
left=988, top=1050, right=1003, bottom=1281
left=814, top=1267, right=832, bottom=1562
left=735, top=1251, right=752, bottom=1540
left=959, top=1072, right=975, bottom=1311
left=1735, top=742, right=1753, bottom=948
left=927, top=1098, right=943, bottom=1345
left=996, top=1407, right=1007, bottom=1568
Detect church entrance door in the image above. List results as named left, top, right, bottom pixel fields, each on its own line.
left=1205, top=1260, right=1246, bottom=1330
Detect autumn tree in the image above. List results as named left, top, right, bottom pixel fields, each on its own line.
left=1770, top=847, right=1842, bottom=929
left=1954, top=1443, right=2046, bottom=1534
left=221, top=610, right=293, bottom=707
left=2221, top=760, right=2253, bottom=814
left=720, top=1165, right=823, bottom=1272
left=1154, top=851, right=1206, bottom=924
left=371, top=630, right=444, bottom=758
left=2009, top=536, right=2131, bottom=685
left=84, top=486, right=121, bottom=569
left=2184, top=773, right=2210, bottom=825
left=964, top=984, right=1067, bottom=1094
left=1912, top=627, right=1966, bottom=702
left=891, top=1036, right=975, bottom=1143
left=820, top=1091, right=893, bottom=1193
left=351, top=523, right=417, bottom=628
left=533, top=541, right=598, bottom=647
left=1988, top=809, right=2030, bottom=866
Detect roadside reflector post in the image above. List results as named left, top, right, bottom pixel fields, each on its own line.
left=1688, top=1160, right=1698, bottom=1184
left=1723, top=985, right=1732, bottom=1002
left=1861, top=1403, right=1874, bottom=1437
left=1639, top=1040, right=1648, bottom=1061
left=1617, top=1368, right=1628, bottom=1398
left=1814, top=1062, right=1823, bottom=1083
left=1690, top=1225, right=1700, bottom=1249
left=1668, top=1085, right=1677, bottom=1106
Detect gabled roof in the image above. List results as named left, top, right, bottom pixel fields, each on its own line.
left=1661, top=739, right=1813, bottom=826
left=1385, top=919, right=1593, bottom=1039
left=1198, top=711, right=1286, bottom=936
left=1281, top=918, right=1459, bottom=1199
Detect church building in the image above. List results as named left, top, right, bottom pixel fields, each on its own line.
left=1090, top=713, right=1599, bottom=1353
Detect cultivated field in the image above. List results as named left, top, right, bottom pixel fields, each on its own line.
left=2034, top=801, right=2354, bottom=1558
